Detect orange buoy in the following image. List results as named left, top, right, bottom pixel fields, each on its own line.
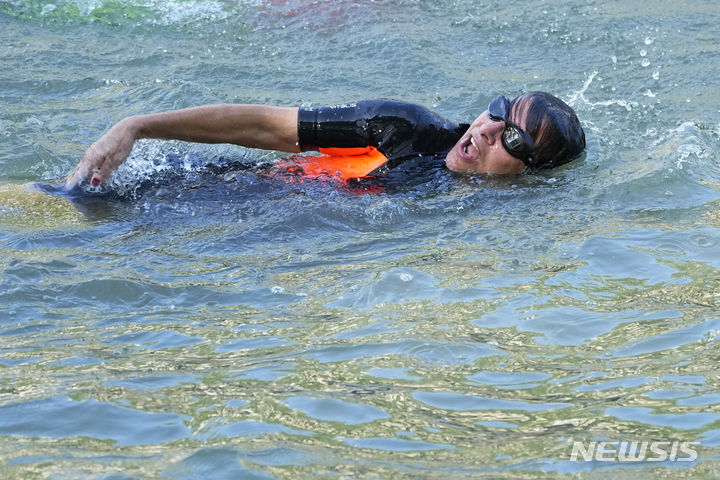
left=279, top=146, right=388, bottom=181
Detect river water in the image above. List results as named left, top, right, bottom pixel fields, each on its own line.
left=1, top=0, right=719, bottom=478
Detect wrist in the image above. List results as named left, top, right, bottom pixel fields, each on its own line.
left=118, top=115, right=144, bottom=140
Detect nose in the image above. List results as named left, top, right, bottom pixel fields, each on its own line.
left=478, top=118, right=505, bottom=145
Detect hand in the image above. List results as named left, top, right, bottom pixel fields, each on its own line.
left=64, top=117, right=139, bottom=190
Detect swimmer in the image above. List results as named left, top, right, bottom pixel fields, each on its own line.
left=63, top=93, right=585, bottom=189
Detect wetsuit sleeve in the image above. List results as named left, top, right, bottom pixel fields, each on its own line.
left=297, top=100, right=466, bottom=168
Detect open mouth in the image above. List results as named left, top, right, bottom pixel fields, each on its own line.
left=458, top=135, right=480, bottom=161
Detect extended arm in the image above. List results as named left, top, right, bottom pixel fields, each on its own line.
left=64, top=104, right=299, bottom=189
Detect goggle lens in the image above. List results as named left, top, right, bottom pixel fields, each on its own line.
left=488, top=96, right=533, bottom=166
left=503, top=128, right=525, bottom=152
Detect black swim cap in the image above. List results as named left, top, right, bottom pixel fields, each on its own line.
left=511, top=92, right=585, bottom=170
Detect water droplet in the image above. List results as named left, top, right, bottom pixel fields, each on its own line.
left=611, top=56, right=617, bottom=63
left=652, top=70, right=660, bottom=80
left=641, top=59, right=651, bottom=67
left=645, top=36, right=654, bottom=45
left=399, top=273, right=413, bottom=282
left=271, top=286, right=285, bottom=294
left=640, top=49, right=647, bottom=57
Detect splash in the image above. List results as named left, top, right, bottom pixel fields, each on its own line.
left=651, top=121, right=711, bottom=170
left=566, top=71, right=637, bottom=112
left=98, top=140, right=257, bottom=199
left=0, top=0, right=256, bottom=27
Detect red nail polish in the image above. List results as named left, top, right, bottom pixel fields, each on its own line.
left=91, top=177, right=100, bottom=186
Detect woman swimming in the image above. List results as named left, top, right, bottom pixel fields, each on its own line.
left=64, top=93, right=586, bottom=190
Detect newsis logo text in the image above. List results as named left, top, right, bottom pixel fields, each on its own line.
left=570, top=440, right=698, bottom=462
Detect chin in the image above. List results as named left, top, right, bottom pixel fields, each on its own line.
left=444, top=153, right=462, bottom=172
left=446, top=155, right=478, bottom=174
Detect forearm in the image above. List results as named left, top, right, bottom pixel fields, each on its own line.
left=63, top=103, right=302, bottom=189
left=128, top=104, right=301, bottom=153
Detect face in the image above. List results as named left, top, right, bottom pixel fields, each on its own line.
left=445, top=100, right=529, bottom=175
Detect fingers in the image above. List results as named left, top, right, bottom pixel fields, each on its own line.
left=63, top=145, right=105, bottom=190
left=63, top=122, right=136, bottom=190
left=62, top=166, right=81, bottom=190
left=62, top=157, right=91, bottom=191
left=91, top=155, right=116, bottom=186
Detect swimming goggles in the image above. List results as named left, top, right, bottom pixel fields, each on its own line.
left=488, top=95, right=534, bottom=166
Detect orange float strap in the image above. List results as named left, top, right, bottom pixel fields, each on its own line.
left=281, top=146, right=388, bottom=181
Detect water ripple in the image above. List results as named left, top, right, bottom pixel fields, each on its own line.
left=0, top=396, right=190, bottom=446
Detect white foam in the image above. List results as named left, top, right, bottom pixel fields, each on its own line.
left=107, top=139, right=176, bottom=197
left=41, top=4, right=57, bottom=15
left=146, top=0, right=232, bottom=26
left=34, top=0, right=263, bottom=26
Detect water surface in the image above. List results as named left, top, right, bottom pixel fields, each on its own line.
left=1, top=0, right=720, bottom=478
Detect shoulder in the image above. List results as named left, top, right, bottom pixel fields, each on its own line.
left=300, top=99, right=431, bottom=117
left=355, top=99, right=434, bottom=120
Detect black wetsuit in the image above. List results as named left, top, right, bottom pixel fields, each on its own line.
left=297, top=100, right=469, bottom=172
